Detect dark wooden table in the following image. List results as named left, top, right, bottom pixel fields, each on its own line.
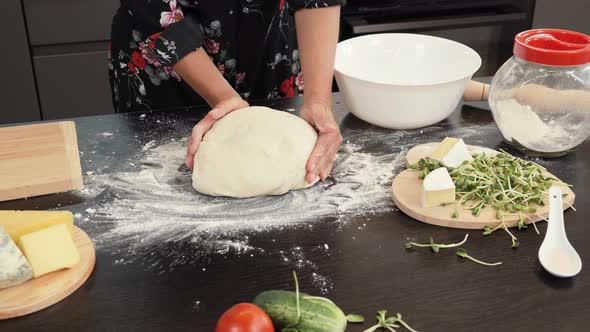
left=1, top=94, right=589, bottom=331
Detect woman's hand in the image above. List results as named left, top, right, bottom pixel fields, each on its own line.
left=300, top=102, right=342, bottom=183
left=294, top=5, right=341, bottom=183
left=185, top=96, right=249, bottom=169
left=174, top=48, right=249, bottom=169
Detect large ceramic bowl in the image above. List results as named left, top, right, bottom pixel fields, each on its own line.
left=334, top=33, right=482, bottom=129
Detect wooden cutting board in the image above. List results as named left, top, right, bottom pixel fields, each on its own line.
left=0, top=226, right=95, bottom=319
left=0, top=121, right=83, bottom=202
left=392, top=143, right=576, bottom=229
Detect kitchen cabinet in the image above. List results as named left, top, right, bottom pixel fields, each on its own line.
left=34, top=51, right=113, bottom=120
left=0, top=0, right=41, bottom=125
left=533, top=0, right=590, bottom=34
left=0, top=0, right=118, bottom=125
left=25, top=0, right=119, bottom=120
left=23, top=0, right=118, bottom=46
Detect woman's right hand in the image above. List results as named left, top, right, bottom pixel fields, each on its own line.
left=186, top=96, right=249, bottom=169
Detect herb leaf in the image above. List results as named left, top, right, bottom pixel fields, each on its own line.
left=363, top=310, right=419, bottom=332
left=347, top=314, right=365, bottom=323
left=405, top=234, right=468, bottom=252
left=456, top=248, right=502, bottom=267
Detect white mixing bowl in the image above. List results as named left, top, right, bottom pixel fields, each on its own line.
left=334, top=33, right=482, bottom=129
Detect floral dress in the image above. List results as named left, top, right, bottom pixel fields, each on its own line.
left=109, top=0, right=343, bottom=113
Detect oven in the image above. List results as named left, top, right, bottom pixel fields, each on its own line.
left=340, top=0, right=535, bottom=77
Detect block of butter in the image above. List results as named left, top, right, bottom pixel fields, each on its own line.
left=421, top=167, right=456, bottom=208
left=19, top=224, right=80, bottom=278
left=0, top=210, right=74, bottom=243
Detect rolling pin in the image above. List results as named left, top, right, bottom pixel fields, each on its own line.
left=463, top=80, right=590, bottom=114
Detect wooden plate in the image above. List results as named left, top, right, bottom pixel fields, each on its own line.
left=0, top=226, right=95, bottom=319
left=392, top=143, right=576, bottom=229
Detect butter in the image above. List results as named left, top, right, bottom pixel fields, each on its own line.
left=429, top=137, right=473, bottom=168
left=0, top=210, right=74, bottom=243
left=421, top=167, right=456, bottom=208
left=19, top=224, right=80, bottom=278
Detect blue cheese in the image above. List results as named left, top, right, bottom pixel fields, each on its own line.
left=0, top=225, right=33, bottom=289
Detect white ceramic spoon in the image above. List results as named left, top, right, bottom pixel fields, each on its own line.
left=538, top=186, right=582, bottom=278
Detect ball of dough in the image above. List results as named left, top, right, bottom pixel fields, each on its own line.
left=192, top=106, right=319, bottom=198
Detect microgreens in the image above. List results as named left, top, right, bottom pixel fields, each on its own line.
left=363, top=310, right=419, bottom=332
left=405, top=234, right=469, bottom=253
left=410, top=151, right=567, bottom=220
left=483, top=219, right=520, bottom=248
left=282, top=271, right=302, bottom=332
left=456, top=248, right=502, bottom=267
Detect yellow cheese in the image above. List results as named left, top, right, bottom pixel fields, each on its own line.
left=0, top=210, right=74, bottom=243
left=421, top=167, right=456, bottom=208
left=19, top=224, right=80, bottom=278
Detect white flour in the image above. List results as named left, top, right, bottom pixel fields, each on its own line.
left=76, top=123, right=495, bottom=289
left=494, top=98, right=585, bottom=152
left=80, top=139, right=395, bottom=253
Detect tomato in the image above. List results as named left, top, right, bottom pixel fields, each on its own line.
left=215, top=303, right=275, bottom=332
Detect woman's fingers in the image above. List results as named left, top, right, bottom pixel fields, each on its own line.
left=318, top=132, right=341, bottom=179
left=185, top=136, right=195, bottom=168
left=301, top=103, right=342, bottom=183
left=305, top=140, right=326, bottom=183
left=185, top=112, right=217, bottom=169
left=305, top=130, right=342, bottom=182
left=186, top=97, right=249, bottom=169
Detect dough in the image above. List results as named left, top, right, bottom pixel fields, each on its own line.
left=192, top=106, right=319, bottom=198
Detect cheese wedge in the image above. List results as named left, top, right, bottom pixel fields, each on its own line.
left=0, top=210, right=74, bottom=243
left=19, top=224, right=80, bottom=278
left=0, top=225, right=33, bottom=289
left=429, top=137, right=473, bottom=168
left=421, top=167, right=456, bottom=208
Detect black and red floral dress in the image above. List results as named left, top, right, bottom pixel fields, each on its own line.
left=109, top=0, right=343, bottom=113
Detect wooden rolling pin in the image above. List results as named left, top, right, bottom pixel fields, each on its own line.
left=463, top=80, right=590, bottom=114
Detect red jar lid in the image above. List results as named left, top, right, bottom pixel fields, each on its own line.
left=514, top=29, right=590, bottom=66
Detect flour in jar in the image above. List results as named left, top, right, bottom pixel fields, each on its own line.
left=493, top=98, right=587, bottom=153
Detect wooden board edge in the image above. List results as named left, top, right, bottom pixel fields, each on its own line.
left=0, top=227, right=96, bottom=320
left=0, top=180, right=85, bottom=202
left=60, top=121, right=84, bottom=190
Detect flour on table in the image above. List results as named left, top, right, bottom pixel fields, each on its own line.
left=77, top=123, right=496, bottom=273
left=141, top=140, right=157, bottom=151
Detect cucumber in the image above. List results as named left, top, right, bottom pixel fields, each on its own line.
left=253, top=290, right=347, bottom=332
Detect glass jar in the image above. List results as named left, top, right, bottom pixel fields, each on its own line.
left=489, top=29, right=590, bottom=157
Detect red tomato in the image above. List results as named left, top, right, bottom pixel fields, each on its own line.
left=215, top=303, right=275, bottom=332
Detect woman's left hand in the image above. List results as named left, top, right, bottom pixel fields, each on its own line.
left=300, top=102, right=342, bottom=183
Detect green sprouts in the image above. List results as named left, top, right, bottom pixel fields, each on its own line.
left=410, top=151, right=565, bottom=219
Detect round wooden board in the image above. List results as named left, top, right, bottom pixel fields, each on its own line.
left=392, top=143, right=576, bottom=229
left=0, top=226, right=95, bottom=320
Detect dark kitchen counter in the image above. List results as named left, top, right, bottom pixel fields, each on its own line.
left=1, top=94, right=589, bottom=331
